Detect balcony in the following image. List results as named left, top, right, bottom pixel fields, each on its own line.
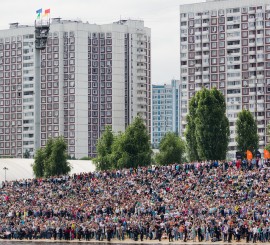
left=257, top=124, right=265, bottom=128
left=202, top=30, right=209, bottom=35
left=137, top=65, right=147, bottom=71
left=202, top=22, right=209, bottom=27
left=257, top=66, right=264, bottom=71
left=202, top=46, right=209, bottom=51
left=256, top=25, right=264, bottom=30
left=138, top=36, right=147, bottom=42
left=202, top=38, right=209, bottom=43
left=137, top=71, right=146, bottom=77
left=137, top=85, right=147, bottom=92
left=202, top=62, right=209, bottom=67
left=137, top=106, right=146, bottom=113
left=227, top=51, right=240, bottom=56
left=257, top=116, right=265, bottom=121
left=202, top=78, right=210, bottom=83
left=138, top=58, right=147, bottom=63
left=138, top=78, right=147, bottom=85
left=137, top=50, right=146, bottom=55
left=137, top=99, right=147, bottom=106
left=227, top=44, right=240, bottom=49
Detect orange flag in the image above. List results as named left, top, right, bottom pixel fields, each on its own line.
left=246, top=150, right=253, bottom=160
left=264, top=149, right=270, bottom=159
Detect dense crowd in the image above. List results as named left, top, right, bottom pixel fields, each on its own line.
left=0, top=159, right=270, bottom=243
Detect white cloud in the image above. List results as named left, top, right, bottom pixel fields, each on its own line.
left=1, top=0, right=203, bottom=84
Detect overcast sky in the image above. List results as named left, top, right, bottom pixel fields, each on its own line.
left=1, top=0, right=203, bottom=84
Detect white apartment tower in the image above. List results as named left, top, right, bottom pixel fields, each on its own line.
left=180, top=0, right=270, bottom=158
left=0, top=19, right=151, bottom=158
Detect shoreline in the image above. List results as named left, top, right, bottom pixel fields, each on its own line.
left=0, top=238, right=265, bottom=244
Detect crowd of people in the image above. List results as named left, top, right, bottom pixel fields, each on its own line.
left=0, top=159, right=270, bottom=243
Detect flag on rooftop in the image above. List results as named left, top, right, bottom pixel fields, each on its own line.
left=36, top=8, right=42, bottom=19
left=45, top=9, right=50, bottom=15
left=36, top=8, right=42, bottom=14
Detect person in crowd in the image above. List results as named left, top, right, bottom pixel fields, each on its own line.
left=0, top=159, right=270, bottom=243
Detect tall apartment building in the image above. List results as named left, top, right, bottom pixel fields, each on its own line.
left=180, top=0, right=270, bottom=158
left=152, top=79, right=180, bottom=148
left=0, top=19, right=151, bottom=158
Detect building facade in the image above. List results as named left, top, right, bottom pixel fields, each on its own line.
left=0, top=19, right=151, bottom=158
left=152, top=79, right=180, bottom=148
left=180, top=0, right=270, bottom=158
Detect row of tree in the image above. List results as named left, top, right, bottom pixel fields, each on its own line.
left=33, top=87, right=262, bottom=176
left=94, top=117, right=187, bottom=170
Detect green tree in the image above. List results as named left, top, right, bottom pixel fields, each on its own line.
left=155, top=132, right=185, bottom=165
left=94, top=126, right=114, bottom=170
left=43, top=138, right=54, bottom=172
left=185, top=88, right=229, bottom=160
left=266, top=124, right=270, bottom=152
left=195, top=88, right=229, bottom=160
left=109, top=132, right=124, bottom=169
left=33, top=148, right=45, bottom=178
left=45, top=136, right=71, bottom=177
left=32, top=137, right=71, bottom=178
left=185, top=96, right=200, bottom=161
left=236, top=109, right=259, bottom=155
left=116, top=117, right=152, bottom=169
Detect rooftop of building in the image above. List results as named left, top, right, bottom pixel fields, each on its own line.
left=180, top=0, right=270, bottom=12
left=7, top=18, right=145, bottom=30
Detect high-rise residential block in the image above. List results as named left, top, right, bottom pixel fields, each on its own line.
left=180, top=0, right=270, bottom=158
left=0, top=19, right=151, bottom=158
left=152, top=79, right=180, bottom=148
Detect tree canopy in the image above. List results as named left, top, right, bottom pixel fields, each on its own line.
left=93, top=126, right=114, bottom=170
left=155, top=132, right=185, bottom=165
left=185, top=96, right=200, bottom=161
left=185, top=87, right=230, bottom=161
left=94, top=116, right=152, bottom=170
left=33, top=136, right=71, bottom=178
left=116, top=117, right=152, bottom=169
left=236, top=109, right=259, bottom=155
